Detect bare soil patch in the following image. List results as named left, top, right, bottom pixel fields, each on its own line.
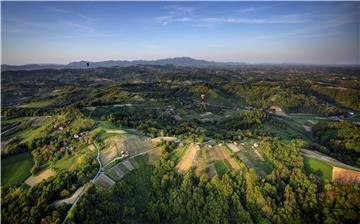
left=176, top=143, right=199, bottom=172
left=25, top=169, right=56, bottom=187
left=217, top=146, right=241, bottom=170
left=332, top=167, right=360, bottom=184
left=227, top=143, right=240, bottom=153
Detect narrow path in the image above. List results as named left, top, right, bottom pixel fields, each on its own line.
left=51, top=186, right=84, bottom=208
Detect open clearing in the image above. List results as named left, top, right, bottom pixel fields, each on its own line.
left=176, top=143, right=199, bottom=172
left=303, top=156, right=333, bottom=180
left=1, top=152, right=34, bottom=188
left=54, top=148, right=94, bottom=171
left=25, top=169, right=56, bottom=187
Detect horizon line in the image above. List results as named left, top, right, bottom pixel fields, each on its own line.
left=2, top=57, right=359, bottom=66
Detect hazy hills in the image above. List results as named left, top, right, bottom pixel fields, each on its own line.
left=2, top=57, right=246, bottom=71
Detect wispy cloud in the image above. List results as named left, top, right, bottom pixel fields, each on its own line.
left=157, top=5, right=196, bottom=25
left=237, top=5, right=275, bottom=13
left=145, top=44, right=159, bottom=49
left=204, top=14, right=311, bottom=24
left=46, top=6, right=72, bottom=14
left=164, top=5, right=195, bottom=15
left=156, top=13, right=312, bottom=26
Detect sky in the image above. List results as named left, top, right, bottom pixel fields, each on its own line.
left=1, top=1, right=359, bottom=65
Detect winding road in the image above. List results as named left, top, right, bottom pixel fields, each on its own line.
left=62, top=142, right=102, bottom=224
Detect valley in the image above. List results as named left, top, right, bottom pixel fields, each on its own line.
left=1, top=64, right=359, bottom=224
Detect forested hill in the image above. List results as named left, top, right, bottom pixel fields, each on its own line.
left=2, top=57, right=242, bottom=71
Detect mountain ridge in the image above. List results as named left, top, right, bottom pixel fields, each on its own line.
left=2, top=57, right=243, bottom=71
left=2, top=57, right=358, bottom=71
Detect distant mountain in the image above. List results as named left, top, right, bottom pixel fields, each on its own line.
left=1, top=57, right=248, bottom=71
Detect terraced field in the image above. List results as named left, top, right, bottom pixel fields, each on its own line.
left=94, top=173, right=115, bottom=188
left=106, top=155, right=148, bottom=181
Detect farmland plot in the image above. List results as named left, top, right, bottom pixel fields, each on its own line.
left=122, top=134, right=153, bottom=155
left=176, top=143, right=199, bottom=172
left=100, top=134, right=153, bottom=165
left=207, top=145, right=241, bottom=172
left=235, top=143, right=272, bottom=176
left=107, top=159, right=139, bottom=180
left=227, top=143, right=240, bottom=153
left=332, top=167, right=360, bottom=184
left=194, top=148, right=209, bottom=177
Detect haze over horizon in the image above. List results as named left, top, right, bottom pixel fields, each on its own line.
left=2, top=2, right=359, bottom=65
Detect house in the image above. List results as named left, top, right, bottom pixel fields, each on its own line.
left=53, top=124, right=65, bottom=130
left=58, top=147, right=66, bottom=153
left=120, top=150, right=129, bottom=158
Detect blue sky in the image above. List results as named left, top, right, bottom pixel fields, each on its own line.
left=2, top=2, right=359, bottom=64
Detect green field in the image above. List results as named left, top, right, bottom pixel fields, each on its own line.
left=19, top=99, right=55, bottom=108
left=303, top=156, right=333, bottom=180
left=1, top=117, right=32, bottom=126
left=1, top=152, right=34, bottom=188
left=213, top=160, right=229, bottom=176
left=130, top=155, right=147, bottom=168
left=263, top=114, right=323, bottom=143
